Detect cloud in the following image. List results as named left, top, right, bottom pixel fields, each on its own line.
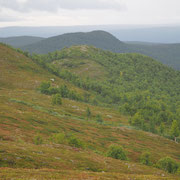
left=0, top=7, right=24, bottom=22
left=0, top=16, right=23, bottom=22
left=0, top=0, right=125, bottom=12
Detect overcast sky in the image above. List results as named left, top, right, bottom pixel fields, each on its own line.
left=0, top=0, right=180, bottom=27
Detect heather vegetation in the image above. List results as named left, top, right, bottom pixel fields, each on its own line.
left=0, top=43, right=179, bottom=179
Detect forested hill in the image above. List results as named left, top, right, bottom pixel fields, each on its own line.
left=21, top=30, right=128, bottom=54
left=126, top=42, right=180, bottom=70
left=20, top=30, right=180, bottom=70
left=0, top=36, right=45, bottom=48
left=32, top=45, right=180, bottom=135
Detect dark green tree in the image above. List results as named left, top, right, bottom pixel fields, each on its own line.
left=140, top=151, right=152, bottom=166
left=107, top=145, right=127, bottom=160
left=39, top=81, right=51, bottom=94
left=170, top=120, right=179, bottom=143
left=52, top=94, right=62, bottom=105
left=96, top=114, right=103, bottom=124
left=156, top=157, right=178, bottom=173
left=86, top=107, right=91, bottom=120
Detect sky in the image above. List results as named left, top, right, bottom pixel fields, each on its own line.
left=0, top=0, right=180, bottom=27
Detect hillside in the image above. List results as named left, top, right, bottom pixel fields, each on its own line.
left=21, top=30, right=128, bottom=54
left=21, top=30, right=180, bottom=70
left=35, top=45, right=180, bottom=131
left=0, top=44, right=180, bottom=179
left=127, top=42, right=180, bottom=70
left=0, top=36, right=45, bottom=48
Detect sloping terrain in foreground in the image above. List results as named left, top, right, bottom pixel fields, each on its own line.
left=0, top=44, right=179, bottom=179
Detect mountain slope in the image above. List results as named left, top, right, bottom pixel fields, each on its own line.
left=36, top=45, right=180, bottom=134
left=0, top=44, right=180, bottom=179
left=0, top=36, right=45, bottom=48
left=21, top=30, right=128, bottom=54
left=127, top=42, right=180, bottom=70
left=21, top=31, right=180, bottom=70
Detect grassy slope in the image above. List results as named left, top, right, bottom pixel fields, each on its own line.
left=0, top=44, right=179, bottom=179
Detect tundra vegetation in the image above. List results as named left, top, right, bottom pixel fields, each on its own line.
left=0, top=43, right=179, bottom=179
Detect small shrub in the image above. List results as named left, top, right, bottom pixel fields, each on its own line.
left=68, top=136, right=84, bottom=148
left=39, top=81, right=51, bottom=94
left=86, top=107, right=91, bottom=119
left=107, top=144, right=127, bottom=160
left=96, top=114, right=103, bottom=124
left=156, top=156, right=178, bottom=173
left=177, top=167, right=180, bottom=175
left=52, top=94, right=62, bottom=105
left=48, top=87, right=59, bottom=95
left=50, top=133, right=66, bottom=144
left=140, top=151, right=152, bottom=166
left=34, top=135, right=43, bottom=145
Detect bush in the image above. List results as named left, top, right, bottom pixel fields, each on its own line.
left=34, top=135, right=43, bottom=145
left=177, top=167, right=180, bottom=175
left=50, top=133, right=66, bottom=144
left=86, top=107, right=91, bottom=119
left=39, top=81, right=51, bottom=94
left=107, top=145, right=127, bottom=160
left=156, top=156, right=178, bottom=173
left=52, top=94, right=62, bottom=105
left=48, top=87, right=59, bottom=95
left=96, top=114, right=103, bottom=124
left=68, top=136, right=84, bottom=148
left=140, top=151, right=152, bottom=166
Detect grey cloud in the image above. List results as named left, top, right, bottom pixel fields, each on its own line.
left=0, top=17, right=22, bottom=22
left=0, top=0, right=125, bottom=12
left=0, top=13, right=24, bottom=22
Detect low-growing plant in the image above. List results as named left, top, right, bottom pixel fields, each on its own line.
left=140, top=151, right=152, bottom=166
left=33, top=135, right=43, bottom=145
left=96, top=114, right=103, bottom=124
left=107, top=144, right=127, bottom=160
left=68, top=136, right=85, bottom=148
left=50, top=133, right=66, bottom=144
left=156, top=156, right=178, bottom=173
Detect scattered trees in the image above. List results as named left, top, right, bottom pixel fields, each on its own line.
left=35, top=46, right=180, bottom=137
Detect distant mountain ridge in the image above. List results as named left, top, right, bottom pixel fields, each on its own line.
left=1, top=30, right=180, bottom=70
left=0, top=36, right=45, bottom=48
left=20, top=30, right=180, bottom=70
left=21, top=30, right=128, bottom=54
left=1, top=25, right=180, bottom=43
